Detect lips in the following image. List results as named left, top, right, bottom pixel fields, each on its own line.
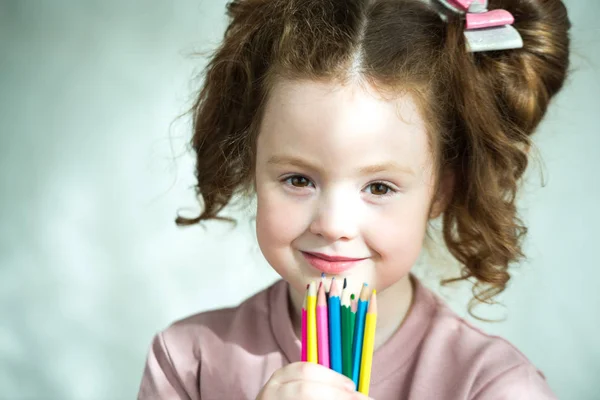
left=301, top=251, right=367, bottom=275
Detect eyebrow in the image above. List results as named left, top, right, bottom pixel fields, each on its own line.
left=267, top=155, right=415, bottom=176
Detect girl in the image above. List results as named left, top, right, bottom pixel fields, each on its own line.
left=138, top=0, right=570, bottom=398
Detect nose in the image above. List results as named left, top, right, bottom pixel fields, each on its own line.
left=308, top=191, right=360, bottom=242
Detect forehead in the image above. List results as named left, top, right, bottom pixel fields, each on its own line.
left=258, top=79, right=433, bottom=176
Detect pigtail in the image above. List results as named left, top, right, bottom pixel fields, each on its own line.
left=479, top=0, right=571, bottom=133
left=176, top=0, right=279, bottom=226
left=438, top=0, right=570, bottom=316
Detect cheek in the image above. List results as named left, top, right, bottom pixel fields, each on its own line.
left=367, top=199, right=430, bottom=286
left=255, top=187, right=308, bottom=258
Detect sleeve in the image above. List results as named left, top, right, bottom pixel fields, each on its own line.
left=137, top=332, right=201, bottom=400
left=471, top=363, right=558, bottom=400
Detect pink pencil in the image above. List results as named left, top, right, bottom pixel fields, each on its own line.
left=316, top=281, right=330, bottom=367
left=301, top=285, right=308, bottom=362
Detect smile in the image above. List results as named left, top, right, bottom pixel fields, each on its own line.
left=301, top=251, right=367, bottom=274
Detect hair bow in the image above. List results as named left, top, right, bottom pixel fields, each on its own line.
left=436, top=0, right=524, bottom=52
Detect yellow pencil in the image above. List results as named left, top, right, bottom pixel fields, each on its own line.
left=307, top=281, right=318, bottom=363
left=358, top=290, right=377, bottom=395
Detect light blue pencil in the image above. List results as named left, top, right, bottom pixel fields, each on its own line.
left=351, top=283, right=370, bottom=389
left=328, top=278, right=342, bottom=373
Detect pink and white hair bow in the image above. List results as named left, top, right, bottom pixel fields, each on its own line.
left=436, top=0, right=524, bottom=52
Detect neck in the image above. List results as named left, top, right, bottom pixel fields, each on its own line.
left=288, top=274, right=415, bottom=350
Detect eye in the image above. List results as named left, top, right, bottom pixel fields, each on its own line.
left=365, top=182, right=396, bottom=196
left=283, top=175, right=314, bottom=188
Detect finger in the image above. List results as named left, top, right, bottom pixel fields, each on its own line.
left=277, top=380, right=373, bottom=400
left=271, top=362, right=356, bottom=391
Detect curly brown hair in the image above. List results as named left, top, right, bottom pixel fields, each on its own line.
left=176, top=0, right=571, bottom=316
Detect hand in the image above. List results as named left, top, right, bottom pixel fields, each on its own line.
left=256, top=362, right=373, bottom=400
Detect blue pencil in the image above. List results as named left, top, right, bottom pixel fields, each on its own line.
left=328, top=278, right=342, bottom=373
left=351, top=283, right=370, bottom=389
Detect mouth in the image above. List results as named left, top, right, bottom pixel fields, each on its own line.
left=301, top=251, right=368, bottom=275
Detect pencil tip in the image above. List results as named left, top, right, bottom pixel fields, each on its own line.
left=317, top=281, right=326, bottom=302
left=343, top=277, right=347, bottom=289
left=321, top=272, right=325, bottom=278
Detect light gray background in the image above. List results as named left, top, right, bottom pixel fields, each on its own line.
left=0, top=1, right=598, bottom=399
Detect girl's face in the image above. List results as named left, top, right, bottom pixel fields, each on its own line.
left=255, top=79, right=441, bottom=298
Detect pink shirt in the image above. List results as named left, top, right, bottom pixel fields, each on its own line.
left=138, top=276, right=556, bottom=399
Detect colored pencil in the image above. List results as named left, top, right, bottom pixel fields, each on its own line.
left=349, top=295, right=357, bottom=374
left=350, top=294, right=357, bottom=327
left=316, top=281, right=330, bottom=367
left=307, top=281, right=318, bottom=363
left=301, top=284, right=308, bottom=362
left=341, top=288, right=353, bottom=378
left=321, top=272, right=330, bottom=303
left=358, top=290, right=377, bottom=395
left=328, top=278, right=342, bottom=373
left=351, top=284, right=370, bottom=389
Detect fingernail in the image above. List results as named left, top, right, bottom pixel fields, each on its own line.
left=345, top=381, right=356, bottom=391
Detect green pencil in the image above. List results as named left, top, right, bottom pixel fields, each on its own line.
left=341, top=290, right=351, bottom=378
left=342, top=291, right=357, bottom=378
left=349, top=293, right=356, bottom=362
